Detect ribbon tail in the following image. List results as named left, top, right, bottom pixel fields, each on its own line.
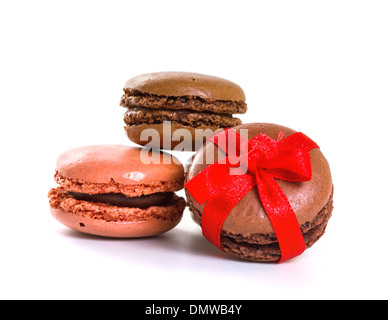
left=201, top=174, right=256, bottom=249
left=256, top=169, right=306, bottom=262
left=185, top=165, right=217, bottom=205
left=185, top=159, right=257, bottom=250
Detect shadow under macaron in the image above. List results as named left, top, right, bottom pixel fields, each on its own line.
left=58, top=225, right=241, bottom=263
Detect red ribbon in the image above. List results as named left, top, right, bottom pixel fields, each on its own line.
left=185, top=128, right=319, bottom=262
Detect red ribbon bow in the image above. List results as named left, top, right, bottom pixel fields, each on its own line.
left=185, top=128, right=319, bottom=262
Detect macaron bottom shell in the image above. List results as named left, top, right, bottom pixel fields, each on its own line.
left=49, top=189, right=186, bottom=238
left=186, top=187, right=333, bottom=262
left=50, top=207, right=183, bottom=238
left=125, top=122, right=221, bottom=151
left=221, top=190, right=334, bottom=262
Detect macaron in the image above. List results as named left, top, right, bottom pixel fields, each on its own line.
left=120, top=72, right=247, bottom=151
left=49, top=145, right=186, bottom=238
left=185, top=123, right=334, bottom=262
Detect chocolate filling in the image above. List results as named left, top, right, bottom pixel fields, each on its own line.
left=69, top=192, right=174, bottom=209
left=120, top=89, right=248, bottom=114
left=130, top=106, right=234, bottom=118
left=124, top=107, right=242, bottom=128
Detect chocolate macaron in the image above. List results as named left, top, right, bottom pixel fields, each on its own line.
left=185, top=123, right=334, bottom=262
left=49, top=145, right=186, bottom=238
left=120, top=72, right=247, bottom=151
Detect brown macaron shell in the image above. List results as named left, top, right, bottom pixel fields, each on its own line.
left=50, top=207, right=182, bottom=238
left=120, top=72, right=247, bottom=151
left=185, top=123, right=334, bottom=262
left=125, top=123, right=223, bottom=151
left=49, top=190, right=185, bottom=238
left=49, top=145, right=186, bottom=238
left=122, top=72, right=246, bottom=103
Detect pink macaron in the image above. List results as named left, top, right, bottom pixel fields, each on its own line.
left=49, top=145, right=186, bottom=238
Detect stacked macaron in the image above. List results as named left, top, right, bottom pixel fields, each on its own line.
left=120, top=72, right=247, bottom=151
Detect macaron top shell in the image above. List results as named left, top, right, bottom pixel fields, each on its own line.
left=124, top=72, right=246, bottom=102
left=56, top=145, right=184, bottom=185
left=186, top=123, right=333, bottom=236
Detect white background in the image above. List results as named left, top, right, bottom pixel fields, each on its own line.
left=1, top=1, right=387, bottom=300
